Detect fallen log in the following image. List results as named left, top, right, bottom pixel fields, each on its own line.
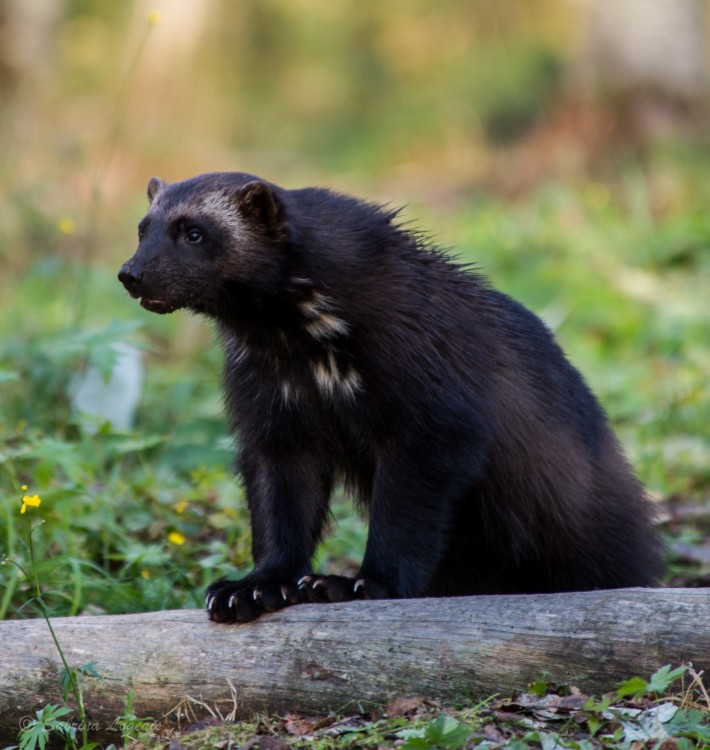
left=0, top=588, right=707, bottom=744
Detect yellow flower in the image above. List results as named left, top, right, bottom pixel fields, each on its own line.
left=167, top=530, right=186, bottom=546
left=140, top=569, right=151, bottom=579
left=21, top=485, right=28, bottom=492
left=174, top=500, right=188, bottom=514
left=20, top=494, right=41, bottom=514
left=58, top=216, right=76, bottom=235
left=147, top=10, right=163, bottom=26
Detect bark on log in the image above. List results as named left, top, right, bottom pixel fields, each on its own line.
left=0, top=588, right=707, bottom=744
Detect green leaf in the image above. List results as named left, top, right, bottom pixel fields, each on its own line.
left=666, top=709, right=710, bottom=742
left=615, top=675, right=649, bottom=699
left=38, top=705, right=73, bottom=721
left=122, top=688, right=137, bottom=717
left=49, top=721, right=76, bottom=743
left=673, top=739, right=703, bottom=750
left=100, top=433, right=165, bottom=455
left=18, top=705, right=75, bottom=750
left=18, top=720, right=48, bottom=750
left=76, top=660, right=101, bottom=678
left=399, top=715, right=474, bottom=750
left=616, top=665, right=689, bottom=700
left=59, top=667, right=81, bottom=702
left=586, top=715, right=604, bottom=738
left=424, top=715, right=473, bottom=748
left=528, top=680, right=549, bottom=697
left=505, top=738, right=537, bottom=750
left=400, top=738, right=433, bottom=750
left=646, top=664, right=688, bottom=695
left=583, top=694, right=614, bottom=714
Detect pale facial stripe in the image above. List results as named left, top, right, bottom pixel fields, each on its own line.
left=195, top=192, right=247, bottom=238
left=157, top=191, right=248, bottom=240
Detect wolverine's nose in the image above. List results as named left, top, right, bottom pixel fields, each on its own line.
left=118, top=264, right=143, bottom=295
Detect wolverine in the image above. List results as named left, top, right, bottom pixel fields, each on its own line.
left=118, top=172, right=663, bottom=623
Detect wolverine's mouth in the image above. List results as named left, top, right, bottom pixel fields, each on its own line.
left=140, top=297, right=179, bottom=314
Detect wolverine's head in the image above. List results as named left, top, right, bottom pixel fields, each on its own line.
left=118, top=172, right=289, bottom=316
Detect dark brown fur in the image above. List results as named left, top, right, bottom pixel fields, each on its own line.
left=118, top=172, right=663, bottom=623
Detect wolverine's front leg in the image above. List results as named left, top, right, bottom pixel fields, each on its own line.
left=298, top=411, right=487, bottom=605
left=207, top=448, right=333, bottom=623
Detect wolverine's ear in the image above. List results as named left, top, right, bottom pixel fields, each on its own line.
left=235, top=181, right=281, bottom=225
left=147, top=177, right=166, bottom=204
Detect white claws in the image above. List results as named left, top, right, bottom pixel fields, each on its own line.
left=210, top=578, right=358, bottom=610
left=298, top=575, right=325, bottom=590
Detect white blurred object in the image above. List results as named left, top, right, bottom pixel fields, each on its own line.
left=70, top=343, right=143, bottom=433
left=583, top=0, right=706, bottom=101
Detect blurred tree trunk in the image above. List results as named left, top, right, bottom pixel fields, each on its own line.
left=0, top=0, right=63, bottom=92
left=581, top=0, right=707, bottom=135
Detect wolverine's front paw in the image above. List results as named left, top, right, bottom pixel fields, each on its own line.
left=206, top=575, right=301, bottom=623
left=298, top=574, right=394, bottom=602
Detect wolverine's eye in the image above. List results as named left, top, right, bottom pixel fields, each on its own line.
left=185, top=228, right=203, bottom=244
